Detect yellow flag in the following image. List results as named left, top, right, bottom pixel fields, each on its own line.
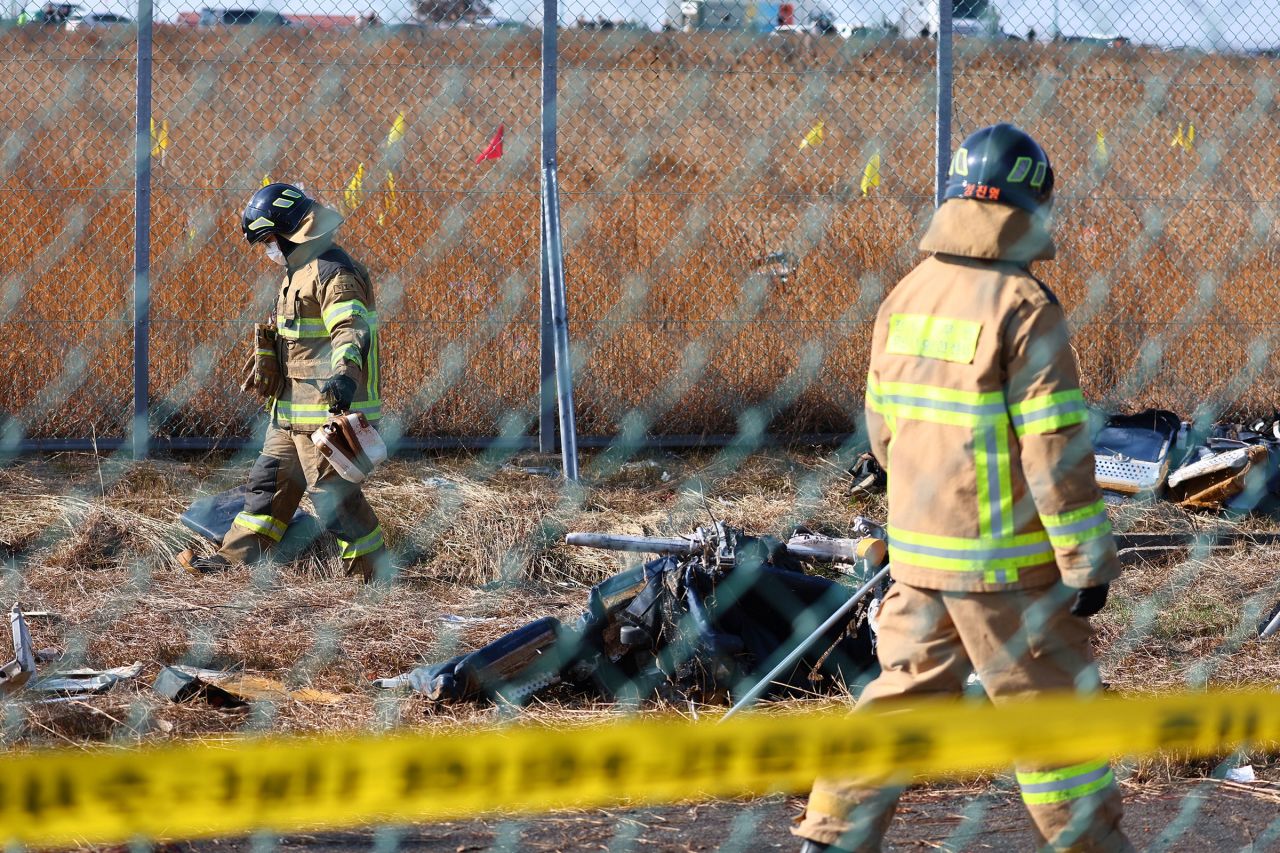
left=387, top=112, right=407, bottom=147
left=860, top=152, right=881, bottom=196
left=799, top=120, right=825, bottom=151
left=262, top=174, right=272, bottom=187
left=344, top=163, right=366, bottom=211
left=1171, top=123, right=1185, bottom=149
left=1094, top=128, right=1108, bottom=166
left=1186, top=122, right=1196, bottom=152
left=150, top=118, right=169, bottom=160
left=377, top=171, right=398, bottom=227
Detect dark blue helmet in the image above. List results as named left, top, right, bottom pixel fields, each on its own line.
left=241, top=182, right=314, bottom=243
left=943, top=123, right=1054, bottom=213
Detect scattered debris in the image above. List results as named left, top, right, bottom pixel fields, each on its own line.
left=180, top=485, right=322, bottom=547
left=378, top=524, right=887, bottom=707
left=437, top=614, right=496, bottom=626
left=0, top=605, right=36, bottom=695
left=1226, top=765, right=1258, bottom=783
left=501, top=464, right=560, bottom=477
left=31, top=662, right=143, bottom=696
left=421, top=476, right=456, bottom=488
left=153, top=666, right=344, bottom=709
left=1167, top=445, right=1269, bottom=510
left=1094, top=410, right=1178, bottom=495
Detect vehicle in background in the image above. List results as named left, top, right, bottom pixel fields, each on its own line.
left=900, top=0, right=1002, bottom=38
left=16, top=2, right=79, bottom=24
left=64, top=10, right=131, bottom=29
left=196, top=7, right=290, bottom=25
left=1061, top=33, right=1130, bottom=47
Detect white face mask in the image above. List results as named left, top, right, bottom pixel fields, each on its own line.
left=265, top=241, right=286, bottom=266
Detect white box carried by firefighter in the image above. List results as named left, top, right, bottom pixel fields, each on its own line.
left=311, top=412, right=387, bottom=484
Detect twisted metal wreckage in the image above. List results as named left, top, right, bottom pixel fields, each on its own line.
left=374, top=521, right=893, bottom=707
left=374, top=409, right=1280, bottom=706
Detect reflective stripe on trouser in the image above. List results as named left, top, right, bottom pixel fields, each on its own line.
left=795, top=582, right=1130, bottom=852
left=220, top=425, right=383, bottom=578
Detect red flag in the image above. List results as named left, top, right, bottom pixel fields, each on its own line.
left=475, top=124, right=504, bottom=163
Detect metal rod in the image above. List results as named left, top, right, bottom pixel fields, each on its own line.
left=541, top=0, right=578, bottom=479
left=720, top=565, right=890, bottom=722
left=538, top=1, right=558, bottom=456
left=934, top=0, right=954, bottom=207
left=539, top=230, right=556, bottom=453
left=542, top=164, right=580, bottom=480
left=1261, top=605, right=1280, bottom=640
left=132, top=0, right=154, bottom=460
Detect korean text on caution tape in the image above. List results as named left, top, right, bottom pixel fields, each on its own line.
left=2, top=689, right=1278, bottom=846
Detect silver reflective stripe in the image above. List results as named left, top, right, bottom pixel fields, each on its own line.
left=1018, top=764, right=1113, bottom=795
left=1010, top=399, right=1086, bottom=428
left=878, top=393, right=1006, bottom=416
left=983, top=426, right=1002, bottom=537
left=889, top=538, right=1053, bottom=561
left=1044, top=512, right=1109, bottom=537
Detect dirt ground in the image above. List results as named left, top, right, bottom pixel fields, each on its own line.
left=187, top=781, right=1280, bottom=851
left=5, top=450, right=1280, bottom=850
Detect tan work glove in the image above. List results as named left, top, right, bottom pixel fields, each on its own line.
left=240, top=323, right=283, bottom=399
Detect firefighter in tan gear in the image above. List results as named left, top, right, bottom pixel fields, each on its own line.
left=794, top=125, right=1132, bottom=852
left=177, top=183, right=389, bottom=582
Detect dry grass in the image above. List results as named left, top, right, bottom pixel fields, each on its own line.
left=2, top=448, right=1278, bottom=764
left=5, top=33, right=1280, bottom=438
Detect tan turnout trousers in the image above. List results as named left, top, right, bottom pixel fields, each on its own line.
left=795, top=580, right=1130, bottom=852
left=217, top=425, right=388, bottom=581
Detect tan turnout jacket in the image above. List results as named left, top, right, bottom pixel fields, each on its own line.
left=272, top=240, right=381, bottom=431
left=866, top=198, right=1119, bottom=592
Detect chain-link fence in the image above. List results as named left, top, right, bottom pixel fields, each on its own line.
left=4, top=2, right=1280, bottom=852
left=7, top=0, right=1278, bottom=448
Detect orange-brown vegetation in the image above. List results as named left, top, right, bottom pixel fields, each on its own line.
left=6, top=29, right=1280, bottom=439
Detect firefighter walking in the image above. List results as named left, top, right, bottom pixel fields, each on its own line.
left=178, top=183, right=389, bottom=582
left=794, top=125, right=1131, bottom=852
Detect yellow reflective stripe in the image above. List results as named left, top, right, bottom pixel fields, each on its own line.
left=866, top=379, right=1007, bottom=428
left=321, top=300, right=376, bottom=334
left=1017, top=760, right=1114, bottom=804
left=275, top=316, right=329, bottom=340
left=974, top=425, right=1015, bottom=540
left=255, top=348, right=275, bottom=358
left=875, top=380, right=1003, bottom=406
left=994, top=426, right=1013, bottom=539
left=338, top=526, right=384, bottom=559
left=1009, top=389, right=1087, bottom=436
left=1041, top=500, right=1112, bottom=548
left=232, top=512, right=286, bottom=542
left=887, top=526, right=1052, bottom=583
left=331, top=344, right=363, bottom=370
left=885, top=313, right=981, bottom=364
left=275, top=400, right=382, bottom=425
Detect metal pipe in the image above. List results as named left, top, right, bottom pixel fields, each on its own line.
left=132, top=0, right=155, bottom=460
left=934, top=0, right=954, bottom=207
left=540, top=0, right=579, bottom=479
left=542, top=160, right=580, bottom=480
left=720, top=565, right=890, bottom=722
left=538, top=1, right=558, bottom=455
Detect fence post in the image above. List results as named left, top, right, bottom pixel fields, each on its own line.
left=541, top=0, right=579, bottom=480
left=133, top=0, right=154, bottom=460
left=539, top=233, right=556, bottom=453
left=538, top=0, right=558, bottom=455
left=934, top=0, right=954, bottom=207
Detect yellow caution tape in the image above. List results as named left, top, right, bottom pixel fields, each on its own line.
left=2, top=689, right=1278, bottom=846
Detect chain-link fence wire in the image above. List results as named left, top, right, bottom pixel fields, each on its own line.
left=4, top=2, right=1280, bottom=851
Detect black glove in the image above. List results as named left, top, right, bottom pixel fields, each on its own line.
left=1070, top=584, right=1110, bottom=618
left=319, top=374, right=357, bottom=413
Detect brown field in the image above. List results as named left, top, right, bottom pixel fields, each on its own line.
left=5, top=30, right=1280, bottom=440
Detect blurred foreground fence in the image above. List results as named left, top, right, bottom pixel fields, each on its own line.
left=3, top=1, right=1280, bottom=450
